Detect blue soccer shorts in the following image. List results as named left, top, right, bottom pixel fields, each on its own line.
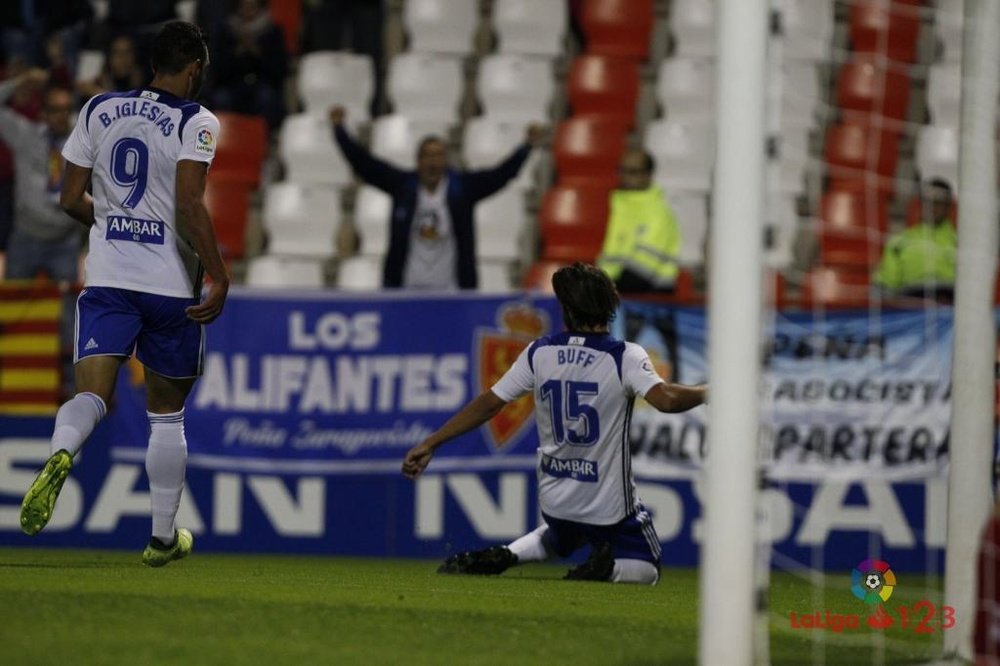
left=75, top=286, right=205, bottom=378
left=541, top=504, right=662, bottom=566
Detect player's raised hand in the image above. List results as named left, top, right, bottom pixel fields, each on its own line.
left=186, top=280, right=229, bottom=324
left=402, top=441, right=435, bottom=480
left=329, top=106, right=346, bottom=126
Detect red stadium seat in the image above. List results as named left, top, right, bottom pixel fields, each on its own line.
left=836, top=57, right=911, bottom=121
left=567, top=55, right=640, bottom=128
left=539, top=185, right=611, bottom=262
left=270, top=0, right=302, bottom=55
left=817, top=186, right=887, bottom=268
left=579, top=0, right=654, bottom=60
left=553, top=116, right=628, bottom=189
left=204, top=177, right=250, bottom=260
left=800, top=266, right=873, bottom=308
left=849, top=0, right=920, bottom=63
left=212, top=112, right=268, bottom=187
left=824, top=122, right=900, bottom=191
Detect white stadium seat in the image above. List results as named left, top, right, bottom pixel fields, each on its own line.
left=404, top=0, right=478, bottom=55
left=462, top=116, right=537, bottom=191
left=263, top=183, right=340, bottom=259
left=354, top=185, right=392, bottom=257
left=246, top=255, right=325, bottom=288
left=763, top=195, right=799, bottom=269
left=916, top=125, right=959, bottom=187
left=935, top=0, right=964, bottom=63
left=475, top=187, right=526, bottom=261
left=337, top=256, right=383, bottom=291
left=76, top=50, right=105, bottom=84
left=767, top=60, right=821, bottom=126
left=370, top=114, right=451, bottom=169
left=477, top=260, right=515, bottom=293
left=493, top=0, right=568, bottom=58
left=773, top=0, right=834, bottom=61
left=671, top=0, right=714, bottom=58
left=667, top=194, right=708, bottom=267
left=278, top=113, right=352, bottom=186
left=644, top=120, right=715, bottom=195
left=476, top=54, right=554, bottom=125
left=927, top=63, right=961, bottom=128
left=387, top=53, right=463, bottom=124
left=297, top=51, right=374, bottom=123
left=655, top=58, right=715, bottom=124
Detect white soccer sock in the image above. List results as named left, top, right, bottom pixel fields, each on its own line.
left=145, top=410, right=188, bottom=544
left=610, top=559, right=660, bottom=585
left=507, top=525, right=552, bottom=563
left=51, top=392, right=107, bottom=457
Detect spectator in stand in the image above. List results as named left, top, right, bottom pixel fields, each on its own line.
left=329, top=106, right=542, bottom=290
left=77, top=35, right=144, bottom=98
left=0, top=68, right=80, bottom=282
left=102, top=0, right=180, bottom=76
left=208, top=0, right=288, bottom=130
left=597, top=148, right=682, bottom=294
left=1, top=0, right=91, bottom=74
left=873, top=178, right=957, bottom=301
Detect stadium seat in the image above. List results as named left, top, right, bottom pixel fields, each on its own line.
left=475, top=187, right=526, bottom=260
left=915, top=125, right=959, bottom=187
left=644, top=120, right=714, bottom=195
left=935, top=0, right=964, bottom=63
left=849, top=0, right=921, bottom=63
left=656, top=58, right=715, bottom=124
left=262, top=183, right=340, bottom=259
left=817, top=186, right=887, bottom=267
left=478, top=260, right=515, bottom=293
left=212, top=112, right=268, bottom=187
left=799, top=266, right=872, bottom=308
left=671, top=0, right=714, bottom=58
left=552, top=116, right=628, bottom=189
left=763, top=195, right=799, bottom=270
left=337, top=256, right=383, bottom=291
left=539, top=185, right=610, bottom=262
left=204, top=177, right=250, bottom=260
left=75, top=50, right=104, bottom=84
left=370, top=114, right=451, bottom=169
left=578, top=0, right=653, bottom=61
left=353, top=185, right=392, bottom=257
left=463, top=116, right=537, bottom=191
left=404, top=0, right=478, bottom=55
left=387, top=53, right=463, bottom=124
left=774, top=0, right=835, bottom=61
left=823, top=122, right=900, bottom=190
left=476, top=54, right=554, bottom=126
left=769, top=121, right=811, bottom=195
left=270, top=0, right=302, bottom=54
left=668, top=194, right=708, bottom=267
left=278, top=113, right=352, bottom=186
left=927, top=63, right=961, bottom=128
left=835, top=57, right=911, bottom=122
left=567, top=55, right=640, bottom=128
left=493, top=0, right=568, bottom=58
left=246, top=255, right=325, bottom=289
left=521, top=260, right=568, bottom=292
left=297, top=51, right=375, bottom=123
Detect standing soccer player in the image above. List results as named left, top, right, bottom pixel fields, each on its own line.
left=19, top=22, right=228, bottom=568
left=402, top=263, right=707, bottom=584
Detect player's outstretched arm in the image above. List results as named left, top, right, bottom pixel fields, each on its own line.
left=60, top=162, right=96, bottom=227
left=176, top=159, right=230, bottom=324
left=644, top=382, right=708, bottom=414
left=402, top=390, right=507, bottom=480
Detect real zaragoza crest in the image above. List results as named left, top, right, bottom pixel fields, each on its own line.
left=476, top=302, right=550, bottom=451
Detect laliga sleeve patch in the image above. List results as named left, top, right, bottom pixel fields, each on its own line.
left=195, top=127, right=215, bottom=155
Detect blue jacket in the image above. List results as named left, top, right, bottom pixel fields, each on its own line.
left=334, top=124, right=531, bottom=288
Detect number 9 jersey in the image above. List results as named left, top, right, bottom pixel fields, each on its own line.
left=62, top=88, right=220, bottom=298
left=491, top=332, right=664, bottom=525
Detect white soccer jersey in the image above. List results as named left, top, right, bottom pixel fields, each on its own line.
left=492, top=332, right=664, bottom=525
left=62, top=88, right=219, bottom=298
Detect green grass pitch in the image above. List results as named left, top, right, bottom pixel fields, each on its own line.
left=0, top=548, right=943, bottom=665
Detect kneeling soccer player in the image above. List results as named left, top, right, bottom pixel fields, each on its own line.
left=401, top=262, right=707, bottom=584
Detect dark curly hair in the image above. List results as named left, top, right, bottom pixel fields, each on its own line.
left=151, top=21, right=208, bottom=76
left=551, top=262, right=620, bottom=331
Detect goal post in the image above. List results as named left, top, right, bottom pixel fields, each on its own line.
left=698, top=0, right=769, bottom=664
left=943, top=0, right=1000, bottom=660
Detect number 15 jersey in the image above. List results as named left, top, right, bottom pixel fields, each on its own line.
left=62, top=88, right=220, bottom=298
left=492, top=332, right=664, bottom=525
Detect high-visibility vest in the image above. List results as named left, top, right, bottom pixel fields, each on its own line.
left=597, top=186, right=681, bottom=289
left=872, top=221, right=956, bottom=291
